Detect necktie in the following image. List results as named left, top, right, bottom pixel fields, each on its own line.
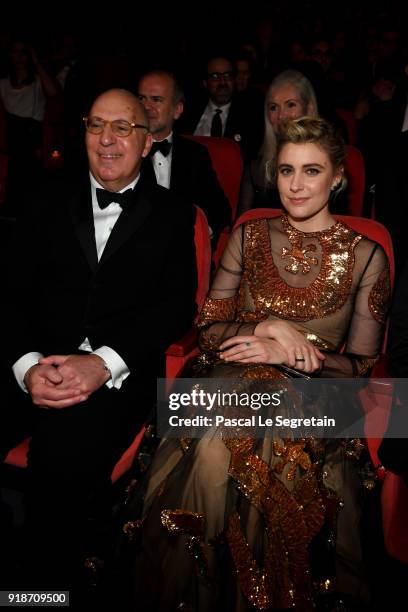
left=150, top=139, right=172, bottom=157
left=210, top=108, right=223, bottom=137
left=96, top=188, right=134, bottom=210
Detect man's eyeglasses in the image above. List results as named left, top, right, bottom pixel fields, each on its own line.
left=207, top=71, right=234, bottom=81
left=83, top=117, right=149, bottom=137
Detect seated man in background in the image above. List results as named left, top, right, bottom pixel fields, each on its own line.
left=138, top=69, right=231, bottom=246
left=178, top=54, right=264, bottom=162
left=0, top=88, right=197, bottom=597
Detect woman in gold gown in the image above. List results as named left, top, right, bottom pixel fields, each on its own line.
left=125, top=118, right=390, bottom=611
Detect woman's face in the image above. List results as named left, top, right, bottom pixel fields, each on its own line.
left=267, top=83, right=309, bottom=131
left=10, top=42, right=29, bottom=68
left=277, top=142, right=341, bottom=228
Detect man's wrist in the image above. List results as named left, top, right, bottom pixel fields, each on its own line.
left=23, top=363, right=39, bottom=388
left=91, top=354, right=112, bottom=381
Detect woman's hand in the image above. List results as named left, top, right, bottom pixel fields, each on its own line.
left=219, top=336, right=288, bottom=367
left=254, top=320, right=325, bottom=372
left=219, top=334, right=323, bottom=373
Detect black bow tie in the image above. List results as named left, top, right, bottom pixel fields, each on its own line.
left=150, top=139, right=172, bottom=157
left=96, top=188, right=134, bottom=210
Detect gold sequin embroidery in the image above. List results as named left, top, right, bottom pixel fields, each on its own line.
left=273, top=439, right=312, bottom=481
left=161, top=509, right=210, bottom=581
left=241, top=217, right=362, bottom=322
left=224, top=438, right=325, bottom=610
left=198, top=296, right=236, bottom=328
left=282, top=234, right=318, bottom=274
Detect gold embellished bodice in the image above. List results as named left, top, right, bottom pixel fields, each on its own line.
left=238, top=215, right=362, bottom=323
left=198, top=216, right=390, bottom=377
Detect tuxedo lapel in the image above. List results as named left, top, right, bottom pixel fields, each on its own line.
left=99, top=179, right=153, bottom=265
left=170, top=135, right=191, bottom=190
left=169, top=135, right=181, bottom=189
left=69, top=183, right=98, bottom=272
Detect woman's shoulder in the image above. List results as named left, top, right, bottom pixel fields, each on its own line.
left=337, top=220, right=388, bottom=259
left=338, top=223, right=390, bottom=277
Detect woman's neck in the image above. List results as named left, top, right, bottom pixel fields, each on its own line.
left=286, top=207, right=336, bottom=233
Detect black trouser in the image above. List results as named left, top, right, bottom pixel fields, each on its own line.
left=0, top=372, right=151, bottom=591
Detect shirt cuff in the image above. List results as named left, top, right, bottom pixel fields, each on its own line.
left=12, top=352, right=44, bottom=392
left=92, top=346, right=130, bottom=389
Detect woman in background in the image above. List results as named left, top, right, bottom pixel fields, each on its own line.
left=237, top=69, right=318, bottom=216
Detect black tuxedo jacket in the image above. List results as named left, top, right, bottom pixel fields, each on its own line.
left=145, top=133, right=230, bottom=240
left=177, top=93, right=264, bottom=162
left=6, top=170, right=197, bottom=387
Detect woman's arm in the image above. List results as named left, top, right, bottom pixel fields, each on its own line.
left=320, top=243, right=391, bottom=377
left=198, top=225, right=259, bottom=351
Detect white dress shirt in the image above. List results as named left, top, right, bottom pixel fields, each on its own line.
left=12, top=174, right=140, bottom=392
left=151, top=132, right=173, bottom=189
left=194, top=100, right=231, bottom=137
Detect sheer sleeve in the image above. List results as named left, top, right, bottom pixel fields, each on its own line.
left=198, top=225, right=258, bottom=351
left=321, top=243, right=391, bottom=377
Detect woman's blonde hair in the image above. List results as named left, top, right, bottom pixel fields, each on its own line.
left=267, top=116, right=347, bottom=192
left=260, top=70, right=319, bottom=189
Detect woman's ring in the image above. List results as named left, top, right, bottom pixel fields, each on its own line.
left=295, top=357, right=305, bottom=362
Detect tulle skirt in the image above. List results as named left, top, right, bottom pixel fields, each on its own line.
left=124, top=363, right=372, bottom=611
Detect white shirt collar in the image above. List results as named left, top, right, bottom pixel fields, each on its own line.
left=208, top=100, right=231, bottom=113
left=89, top=172, right=140, bottom=193
left=152, top=130, right=173, bottom=144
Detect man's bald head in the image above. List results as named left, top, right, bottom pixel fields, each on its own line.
left=85, top=88, right=152, bottom=192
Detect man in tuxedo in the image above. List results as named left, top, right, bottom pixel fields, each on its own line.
left=0, top=89, right=196, bottom=592
left=177, top=54, right=263, bottom=161
left=137, top=69, right=231, bottom=245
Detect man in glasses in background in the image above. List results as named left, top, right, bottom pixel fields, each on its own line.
left=0, top=89, right=196, bottom=599
left=178, top=54, right=263, bottom=160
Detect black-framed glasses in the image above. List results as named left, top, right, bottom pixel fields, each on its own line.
left=83, top=116, right=149, bottom=137
left=207, top=71, right=234, bottom=81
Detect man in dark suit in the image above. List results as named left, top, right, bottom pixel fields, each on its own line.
left=137, top=69, right=231, bottom=246
left=177, top=55, right=264, bottom=161
left=0, top=89, right=196, bottom=592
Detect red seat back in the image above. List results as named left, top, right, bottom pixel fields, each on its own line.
left=345, top=145, right=365, bottom=216
left=193, top=205, right=211, bottom=313
left=336, top=108, right=357, bottom=145
left=183, top=135, right=243, bottom=220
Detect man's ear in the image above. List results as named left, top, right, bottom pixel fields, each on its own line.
left=142, top=132, right=153, bottom=158
left=174, top=101, right=184, bottom=121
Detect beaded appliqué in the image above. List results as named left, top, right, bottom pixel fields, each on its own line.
left=242, top=217, right=362, bottom=321
left=281, top=234, right=318, bottom=275
left=161, top=509, right=210, bottom=582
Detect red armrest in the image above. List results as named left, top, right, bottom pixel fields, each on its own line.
left=165, top=327, right=198, bottom=358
